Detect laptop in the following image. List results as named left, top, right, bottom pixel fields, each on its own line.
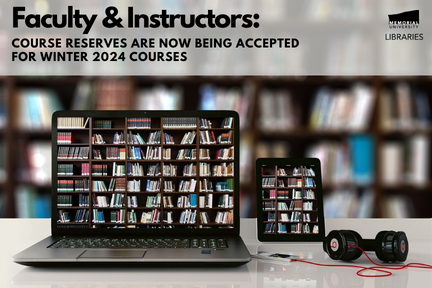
left=13, top=110, right=251, bottom=266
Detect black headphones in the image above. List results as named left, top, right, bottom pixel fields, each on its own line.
left=323, top=230, right=408, bottom=262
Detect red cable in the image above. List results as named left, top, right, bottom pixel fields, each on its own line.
left=290, top=245, right=432, bottom=278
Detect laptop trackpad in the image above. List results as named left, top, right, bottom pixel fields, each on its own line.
left=79, top=249, right=146, bottom=258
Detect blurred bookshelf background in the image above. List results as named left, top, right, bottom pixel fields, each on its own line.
left=0, top=76, right=431, bottom=218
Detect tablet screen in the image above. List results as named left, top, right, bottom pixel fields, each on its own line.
left=257, top=158, right=325, bottom=242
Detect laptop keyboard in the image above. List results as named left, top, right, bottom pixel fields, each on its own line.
left=49, top=238, right=228, bottom=249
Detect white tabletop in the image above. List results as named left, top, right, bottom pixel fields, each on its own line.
left=1, top=218, right=431, bottom=288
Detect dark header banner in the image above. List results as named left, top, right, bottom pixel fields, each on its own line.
left=1, top=0, right=429, bottom=75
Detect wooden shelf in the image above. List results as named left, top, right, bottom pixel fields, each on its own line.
left=4, top=76, right=432, bottom=220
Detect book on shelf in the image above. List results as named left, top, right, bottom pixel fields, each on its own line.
left=16, top=186, right=50, bottom=218
left=146, top=194, right=162, bottom=208
left=146, top=131, right=161, bottom=144
left=163, top=196, right=174, bottom=208
left=146, top=179, right=161, bottom=192
left=58, top=164, right=74, bottom=176
left=267, top=212, right=275, bottom=222
left=163, top=164, right=177, bottom=176
left=136, top=86, right=183, bottom=110
left=303, top=189, right=315, bottom=199
left=163, top=117, right=197, bottom=128
left=290, top=223, right=302, bottom=234
left=215, top=210, right=233, bottom=224
left=128, top=210, right=137, bottom=223
left=163, top=211, right=173, bottom=223
left=163, top=181, right=174, bottom=192
left=215, top=147, right=234, bottom=160
left=183, top=163, right=197, bottom=176
left=140, top=209, right=160, bottom=224
left=215, top=179, right=233, bottom=192
left=92, top=134, right=106, bottom=144
left=58, top=210, right=71, bottom=223
left=212, top=163, right=233, bottom=176
left=199, top=194, right=213, bottom=208
left=290, top=212, right=301, bottom=222
left=308, top=84, right=375, bottom=132
left=163, top=132, right=175, bottom=144
left=303, top=201, right=313, bottom=211
left=349, top=134, right=374, bottom=184
left=180, top=209, right=197, bottom=224
left=221, top=118, right=233, bottom=128
left=92, top=164, right=108, bottom=176
left=265, top=223, right=275, bottom=233
left=277, top=223, right=287, bottom=234
left=93, top=120, right=112, bottom=129
left=16, top=90, right=64, bottom=130
left=147, top=163, right=161, bottom=176
left=127, top=131, right=146, bottom=144
left=128, top=118, right=151, bottom=129
left=277, top=168, right=287, bottom=176
left=145, top=146, right=161, bottom=159
left=128, top=179, right=141, bottom=192
left=199, top=212, right=210, bottom=224
left=57, top=132, right=75, bottom=144
left=199, top=179, right=214, bottom=192
left=263, top=201, right=275, bottom=210
left=278, top=202, right=289, bottom=211
left=176, top=149, right=196, bottom=160
left=216, top=131, right=233, bottom=144
left=57, top=180, right=74, bottom=192
left=199, top=130, right=216, bottom=144
left=262, top=178, right=276, bottom=187
left=127, top=146, right=143, bottom=160
left=277, top=190, right=289, bottom=199
left=128, top=196, right=138, bottom=208
left=58, top=117, right=89, bottom=129
left=113, top=132, right=126, bottom=144
left=178, top=179, right=197, bottom=192
left=94, top=78, right=133, bottom=111
left=199, top=118, right=212, bottom=128
left=217, top=194, right=233, bottom=208
left=259, top=89, right=298, bottom=132
left=180, top=131, right=196, bottom=144
left=78, top=194, right=89, bottom=207
left=74, top=209, right=89, bottom=223
left=92, top=209, right=105, bottom=223
left=58, top=146, right=89, bottom=160
left=381, top=83, right=431, bottom=131
left=57, top=195, right=73, bottom=207
left=177, top=194, right=198, bottom=208
left=199, top=149, right=211, bottom=160
left=128, top=162, right=144, bottom=176
left=381, top=136, right=430, bottom=187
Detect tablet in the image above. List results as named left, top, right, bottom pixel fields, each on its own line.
left=256, top=158, right=325, bottom=242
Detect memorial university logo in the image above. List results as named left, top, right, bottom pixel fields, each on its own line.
left=388, top=10, right=419, bottom=29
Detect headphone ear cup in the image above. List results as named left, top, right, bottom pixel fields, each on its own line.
left=323, top=230, right=346, bottom=260
left=324, top=230, right=362, bottom=261
left=375, top=231, right=389, bottom=262
left=375, top=231, right=408, bottom=262
left=340, top=230, right=362, bottom=261
left=393, top=231, right=408, bottom=262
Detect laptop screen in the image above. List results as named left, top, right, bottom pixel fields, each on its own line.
left=52, top=111, right=239, bottom=236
